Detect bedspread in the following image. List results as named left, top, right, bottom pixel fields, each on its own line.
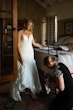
left=58, top=51, right=73, bottom=73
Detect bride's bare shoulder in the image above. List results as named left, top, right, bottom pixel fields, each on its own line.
left=18, top=30, right=24, bottom=35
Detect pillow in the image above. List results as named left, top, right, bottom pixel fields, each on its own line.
left=63, top=43, right=73, bottom=50
left=62, top=37, right=73, bottom=45
left=54, top=36, right=69, bottom=46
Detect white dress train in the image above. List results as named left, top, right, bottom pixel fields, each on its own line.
left=11, top=34, right=42, bottom=101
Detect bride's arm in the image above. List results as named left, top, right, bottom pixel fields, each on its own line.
left=17, top=30, right=24, bottom=64
left=32, top=36, right=44, bottom=48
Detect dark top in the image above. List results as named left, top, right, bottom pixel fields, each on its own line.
left=56, top=63, right=73, bottom=100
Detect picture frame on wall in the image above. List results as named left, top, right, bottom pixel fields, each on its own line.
left=64, top=22, right=73, bottom=35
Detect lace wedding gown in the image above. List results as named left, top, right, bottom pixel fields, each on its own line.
left=11, top=34, right=42, bottom=101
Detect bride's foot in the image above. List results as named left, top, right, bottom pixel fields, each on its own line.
left=25, top=89, right=38, bottom=99
left=31, top=93, right=38, bottom=99
left=25, top=89, right=31, bottom=95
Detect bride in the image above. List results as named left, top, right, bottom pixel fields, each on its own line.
left=11, top=19, right=43, bottom=101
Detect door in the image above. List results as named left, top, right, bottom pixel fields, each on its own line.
left=0, top=0, right=18, bottom=82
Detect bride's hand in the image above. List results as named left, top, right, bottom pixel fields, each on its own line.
left=21, top=59, right=24, bottom=65
left=19, top=57, right=24, bottom=65
left=39, top=45, right=47, bottom=48
left=42, top=44, right=47, bottom=47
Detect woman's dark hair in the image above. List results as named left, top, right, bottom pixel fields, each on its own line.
left=23, top=18, right=33, bottom=30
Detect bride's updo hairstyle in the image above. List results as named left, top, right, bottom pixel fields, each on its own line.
left=44, top=55, right=57, bottom=67
left=23, top=18, right=34, bottom=30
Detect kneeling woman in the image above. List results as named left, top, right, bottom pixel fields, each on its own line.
left=44, top=55, right=73, bottom=110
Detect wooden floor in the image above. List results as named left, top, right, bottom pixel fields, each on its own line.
left=0, top=91, right=54, bottom=110
left=0, top=70, right=54, bottom=110
left=21, top=92, right=54, bottom=110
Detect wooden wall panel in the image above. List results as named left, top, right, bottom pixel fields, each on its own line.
left=17, top=0, right=46, bottom=20
left=0, top=0, right=46, bottom=20
left=58, top=18, right=73, bottom=37
left=0, top=0, right=12, bottom=18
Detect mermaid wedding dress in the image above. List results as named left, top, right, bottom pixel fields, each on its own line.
left=11, top=34, right=42, bottom=101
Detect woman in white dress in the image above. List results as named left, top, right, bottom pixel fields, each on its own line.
left=11, top=19, right=43, bottom=101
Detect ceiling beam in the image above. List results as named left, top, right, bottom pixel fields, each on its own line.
left=35, top=0, right=47, bottom=9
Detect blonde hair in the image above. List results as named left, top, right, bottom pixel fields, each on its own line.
left=23, top=18, right=34, bottom=30
left=44, top=55, right=57, bottom=67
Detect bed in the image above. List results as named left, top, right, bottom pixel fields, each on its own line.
left=54, top=36, right=73, bottom=74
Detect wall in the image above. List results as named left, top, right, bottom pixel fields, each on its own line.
left=47, top=0, right=73, bottom=38
left=58, top=18, right=73, bottom=37
left=0, top=0, right=46, bottom=43
left=0, top=0, right=12, bottom=19
left=18, top=0, right=46, bottom=43
left=18, top=0, right=46, bottom=20
left=0, top=0, right=46, bottom=20
left=47, top=0, right=73, bottom=20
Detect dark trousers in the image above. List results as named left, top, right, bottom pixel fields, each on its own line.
left=49, top=92, right=73, bottom=110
